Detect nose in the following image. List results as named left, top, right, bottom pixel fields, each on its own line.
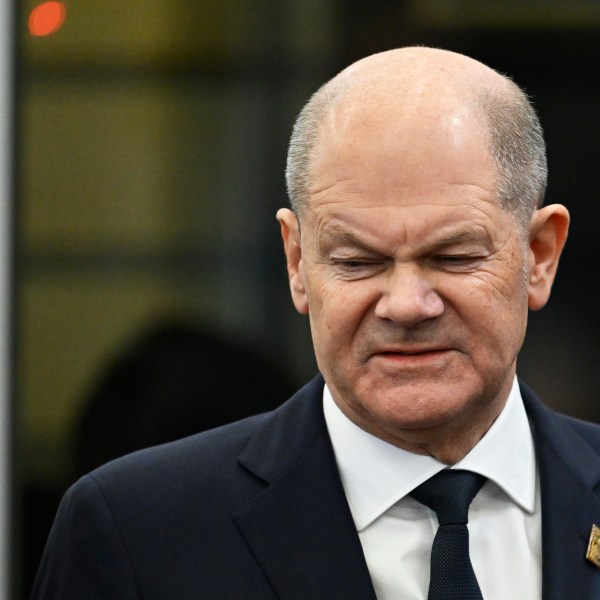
left=374, top=264, right=444, bottom=328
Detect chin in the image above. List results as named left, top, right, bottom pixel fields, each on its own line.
left=363, top=390, right=473, bottom=431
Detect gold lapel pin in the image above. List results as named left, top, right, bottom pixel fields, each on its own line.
left=586, top=524, right=600, bottom=568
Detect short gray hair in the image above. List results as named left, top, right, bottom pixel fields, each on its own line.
left=285, top=74, right=547, bottom=228
left=476, top=81, right=547, bottom=228
left=285, top=79, right=342, bottom=217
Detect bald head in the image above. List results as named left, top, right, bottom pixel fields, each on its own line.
left=286, top=47, right=547, bottom=229
left=327, top=46, right=506, bottom=104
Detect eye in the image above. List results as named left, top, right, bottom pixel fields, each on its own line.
left=433, top=255, right=483, bottom=271
left=438, top=255, right=471, bottom=263
left=336, top=259, right=370, bottom=269
left=330, top=257, right=384, bottom=279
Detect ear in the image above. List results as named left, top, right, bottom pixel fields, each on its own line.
left=527, top=204, right=570, bottom=311
left=276, top=208, right=309, bottom=314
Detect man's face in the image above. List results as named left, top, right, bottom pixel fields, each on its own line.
left=282, top=100, right=535, bottom=453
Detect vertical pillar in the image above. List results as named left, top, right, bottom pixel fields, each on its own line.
left=0, top=0, right=15, bottom=597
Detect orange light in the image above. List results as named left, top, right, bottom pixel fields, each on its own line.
left=29, top=2, right=66, bottom=37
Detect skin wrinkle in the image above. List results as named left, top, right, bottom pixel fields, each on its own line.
left=320, top=230, right=500, bottom=282
left=311, top=204, right=508, bottom=267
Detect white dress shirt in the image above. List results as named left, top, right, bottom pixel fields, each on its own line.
left=323, top=377, right=541, bottom=599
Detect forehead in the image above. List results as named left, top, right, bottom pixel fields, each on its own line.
left=304, top=92, right=501, bottom=228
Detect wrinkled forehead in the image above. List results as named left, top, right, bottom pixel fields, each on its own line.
left=303, top=117, right=505, bottom=242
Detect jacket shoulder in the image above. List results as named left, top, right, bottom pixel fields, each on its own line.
left=80, top=374, right=325, bottom=512
left=92, top=411, right=268, bottom=487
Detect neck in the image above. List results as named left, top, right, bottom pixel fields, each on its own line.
left=336, top=388, right=511, bottom=465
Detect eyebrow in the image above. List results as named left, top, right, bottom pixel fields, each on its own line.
left=320, top=227, right=377, bottom=253
left=431, top=229, right=490, bottom=249
left=321, top=225, right=489, bottom=253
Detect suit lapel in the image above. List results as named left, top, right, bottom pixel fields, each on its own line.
left=522, top=384, right=600, bottom=599
left=234, top=376, right=376, bottom=600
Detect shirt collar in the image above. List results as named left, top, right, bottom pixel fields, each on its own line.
left=323, top=377, right=536, bottom=531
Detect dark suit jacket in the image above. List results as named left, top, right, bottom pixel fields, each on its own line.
left=32, top=375, right=600, bottom=599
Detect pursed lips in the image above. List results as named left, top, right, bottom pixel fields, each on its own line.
left=368, top=347, right=453, bottom=366
left=374, top=346, right=449, bottom=355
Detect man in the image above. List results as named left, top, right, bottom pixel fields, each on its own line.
left=33, top=47, right=599, bottom=599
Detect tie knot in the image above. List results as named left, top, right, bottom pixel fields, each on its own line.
left=410, top=470, right=486, bottom=525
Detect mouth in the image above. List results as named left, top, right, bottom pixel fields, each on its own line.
left=372, top=348, right=452, bottom=363
left=376, top=346, right=449, bottom=355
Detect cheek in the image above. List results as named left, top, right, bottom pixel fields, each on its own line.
left=442, top=268, right=528, bottom=340
left=459, top=276, right=529, bottom=362
left=458, top=256, right=529, bottom=312
left=307, top=282, right=373, bottom=344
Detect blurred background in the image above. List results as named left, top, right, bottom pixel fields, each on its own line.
left=12, top=0, right=600, bottom=597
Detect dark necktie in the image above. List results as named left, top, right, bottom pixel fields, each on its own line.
left=410, top=469, right=486, bottom=600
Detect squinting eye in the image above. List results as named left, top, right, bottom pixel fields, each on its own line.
left=338, top=260, right=369, bottom=269
left=435, top=255, right=482, bottom=269
left=333, top=260, right=372, bottom=273
left=331, top=258, right=383, bottom=279
left=439, top=256, right=468, bottom=262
